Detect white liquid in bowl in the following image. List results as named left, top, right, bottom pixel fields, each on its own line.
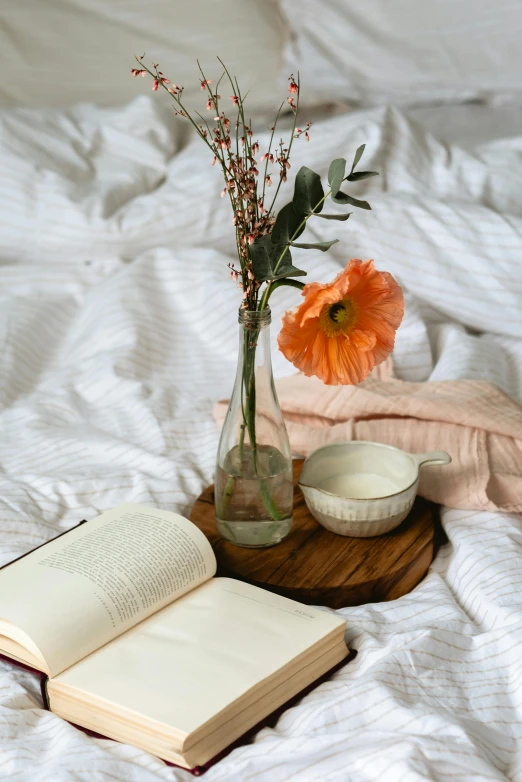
left=318, top=473, right=403, bottom=499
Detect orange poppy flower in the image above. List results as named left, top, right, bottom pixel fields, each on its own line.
left=277, top=259, right=404, bottom=385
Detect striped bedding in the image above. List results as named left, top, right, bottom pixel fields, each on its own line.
left=1, top=96, right=522, bottom=782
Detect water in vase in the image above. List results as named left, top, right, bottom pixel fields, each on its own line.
left=215, top=444, right=293, bottom=548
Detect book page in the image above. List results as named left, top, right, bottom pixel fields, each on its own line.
left=53, top=577, right=346, bottom=735
left=0, top=504, right=216, bottom=676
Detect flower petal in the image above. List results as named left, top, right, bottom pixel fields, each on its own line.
left=278, top=258, right=404, bottom=385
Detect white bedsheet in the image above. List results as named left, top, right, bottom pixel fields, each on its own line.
left=1, top=97, right=522, bottom=781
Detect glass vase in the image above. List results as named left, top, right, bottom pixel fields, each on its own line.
left=215, top=306, right=293, bottom=547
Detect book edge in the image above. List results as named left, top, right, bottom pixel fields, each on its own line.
left=42, top=648, right=356, bottom=775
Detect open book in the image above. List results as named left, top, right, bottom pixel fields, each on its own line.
left=0, top=504, right=348, bottom=770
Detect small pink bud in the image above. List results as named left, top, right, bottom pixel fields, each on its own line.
left=288, top=76, right=298, bottom=94
left=305, top=132, right=310, bottom=142
left=230, top=95, right=239, bottom=105
left=287, top=97, right=296, bottom=108
left=247, top=269, right=255, bottom=280
left=260, top=153, right=268, bottom=162
left=220, top=188, right=227, bottom=198
left=240, top=137, right=245, bottom=146
left=250, top=166, right=259, bottom=175
left=206, top=98, right=213, bottom=111
left=252, top=142, right=259, bottom=154
left=200, top=79, right=212, bottom=90
left=136, top=54, right=144, bottom=61
left=285, top=160, right=291, bottom=169
left=152, top=79, right=159, bottom=91
left=265, top=175, right=272, bottom=187
left=211, top=156, right=218, bottom=166
left=161, top=77, right=170, bottom=84
left=247, top=234, right=255, bottom=245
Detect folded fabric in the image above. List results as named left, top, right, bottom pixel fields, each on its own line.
left=215, top=370, right=522, bottom=512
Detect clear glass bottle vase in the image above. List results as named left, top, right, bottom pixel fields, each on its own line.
left=215, top=306, right=293, bottom=547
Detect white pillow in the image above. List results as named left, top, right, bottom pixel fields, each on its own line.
left=280, top=0, right=522, bottom=106
left=0, top=0, right=287, bottom=110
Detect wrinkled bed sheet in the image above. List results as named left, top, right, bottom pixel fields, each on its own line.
left=1, top=97, right=522, bottom=781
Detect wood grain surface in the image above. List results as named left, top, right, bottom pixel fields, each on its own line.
left=190, top=460, right=437, bottom=608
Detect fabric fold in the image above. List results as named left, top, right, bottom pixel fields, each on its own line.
left=215, top=373, right=522, bottom=513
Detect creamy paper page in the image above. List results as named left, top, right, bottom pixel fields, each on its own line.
left=54, top=577, right=346, bottom=735
left=0, top=504, right=216, bottom=676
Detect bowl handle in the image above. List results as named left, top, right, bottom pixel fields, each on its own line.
left=412, top=451, right=452, bottom=467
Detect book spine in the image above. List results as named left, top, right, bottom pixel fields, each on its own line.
left=41, top=676, right=50, bottom=710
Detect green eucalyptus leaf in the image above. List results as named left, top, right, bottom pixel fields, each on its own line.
left=271, top=202, right=305, bottom=245
left=293, top=166, right=324, bottom=215
left=314, top=212, right=352, bottom=221
left=350, top=144, right=366, bottom=173
left=290, top=239, right=339, bottom=252
left=328, top=158, right=346, bottom=198
left=346, top=170, right=379, bottom=182
left=250, top=236, right=277, bottom=281
left=250, top=235, right=306, bottom=282
left=331, top=192, right=372, bottom=210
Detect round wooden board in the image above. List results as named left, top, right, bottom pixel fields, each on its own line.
left=190, top=460, right=438, bottom=609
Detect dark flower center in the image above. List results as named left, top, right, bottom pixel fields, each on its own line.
left=329, top=302, right=347, bottom=323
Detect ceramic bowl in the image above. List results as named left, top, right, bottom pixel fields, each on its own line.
left=298, top=441, right=451, bottom=537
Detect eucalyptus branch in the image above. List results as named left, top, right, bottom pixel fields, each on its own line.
left=259, top=188, right=332, bottom=311
left=266, top=279, right=306, bottom=296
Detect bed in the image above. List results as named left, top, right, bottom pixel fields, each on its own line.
left=1, top=2, right=522, bottom=780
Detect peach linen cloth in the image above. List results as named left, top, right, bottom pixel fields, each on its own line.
left=215, top=362, right=522, bottom=512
